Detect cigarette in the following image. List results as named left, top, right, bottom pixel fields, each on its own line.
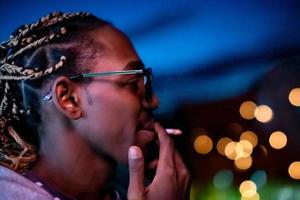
left=165, top=128, right=182, bottom=135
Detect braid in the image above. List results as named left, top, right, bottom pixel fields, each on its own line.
left=6, top=12, right=90, bottom=50
left=0, top=11, right=103, bottom=171
left=0, top=56, right=66, bottom=80
left=0, top=82, right=10, bottom=116
left=5, top=27, right=67, bottom=62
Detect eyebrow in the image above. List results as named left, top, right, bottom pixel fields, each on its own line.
left=124, top=61, right=145, bottom=70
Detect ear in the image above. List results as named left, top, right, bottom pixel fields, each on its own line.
left=51, top=76, right=82, bottom=119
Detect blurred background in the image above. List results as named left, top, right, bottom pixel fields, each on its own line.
left=1, top=1, right=300, bottom=199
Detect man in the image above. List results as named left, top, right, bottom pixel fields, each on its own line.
left=0, top=12, right=189, bottom=199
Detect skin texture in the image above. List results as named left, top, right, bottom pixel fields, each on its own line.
left=32, top=25, right=189, bottom=200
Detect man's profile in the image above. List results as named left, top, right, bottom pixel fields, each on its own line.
left=0, top=11, right=189, bottom=200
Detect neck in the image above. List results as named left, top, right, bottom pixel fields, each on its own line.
left=32, top=128, right=116, bottom=200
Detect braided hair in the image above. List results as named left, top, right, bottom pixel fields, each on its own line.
left=0, top=11, right=109, bottom=170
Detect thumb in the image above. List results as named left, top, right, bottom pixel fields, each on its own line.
left=127, top=146, right=145, bottom=200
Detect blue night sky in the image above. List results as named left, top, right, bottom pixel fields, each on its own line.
left=1, top=0, right=300, bottom=113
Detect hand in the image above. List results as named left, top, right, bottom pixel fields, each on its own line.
left=127, top=123, right=190, bottom=200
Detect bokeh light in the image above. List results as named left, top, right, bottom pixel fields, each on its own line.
left=259, top=145, right=268, bottom=156
left=288, top=161, right=300, bottom=180
left=288, top=88, right=300, bottom=106
left=217, top=137, right=232, bottom=156
left=277, top=187, right=294, bottom=200
left=224, top=140, right=254, bottom=161
left=239, top=101, right=257, bottom=120
left=213, top=169, right=233, bottom=189
left=269, top=131, right=287, bottom=149
left=241, top=193, right=260, bottom=200
left=225, top=141, right=238, bottom=160
left=235, top=142, right=244, bottom=159
left=239, top=180, right=257, bottom=198
left=239, top=140, right=253, bottom=158
left=193, top=135, right=213, bottom=154
left=251, top=170, right=267, bottom=188
left=240, top=131, right=258, bottom=147
left=227, top=122, right=243, bottom=134
left=254, top=105, right=273, bottom=123
left=234, top=156, right=252, bottom=170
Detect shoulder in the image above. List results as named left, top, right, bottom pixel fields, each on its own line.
left=0, top=165, right=53, bottom=200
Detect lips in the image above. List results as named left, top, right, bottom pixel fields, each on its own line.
left=136, top=118, right=158, bottom=169
left=136, top=119, right=156, bottom=155
left=137, top=118, right=155, bottom=131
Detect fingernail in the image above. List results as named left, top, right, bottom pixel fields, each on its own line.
left=129, top=146, right=141, bottom=160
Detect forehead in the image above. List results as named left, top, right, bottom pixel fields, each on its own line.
left=88, top=25, right=141, bottom=71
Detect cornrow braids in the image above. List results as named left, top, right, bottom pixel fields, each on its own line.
left=0, top=56, right=66, bottom=80
left=3, top=12, right=90, bottom=51
left=0, top=11, right=109, bottom=171
left=5, top=27, right=67, bottom=62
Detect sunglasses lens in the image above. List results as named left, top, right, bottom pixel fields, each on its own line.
left=145, top=68, right=153, bottom=102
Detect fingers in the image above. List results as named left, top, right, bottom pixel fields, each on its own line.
left=128, top=146, right=145, bottom=200
left=136, top=123, right=190, bottom=200
left=155, top=123, right=189, bottom=186
left=155, top=123, right=175, bottom=169
left=174, top=150, right=190, bottom=199
left=151, top=123, right=189, bottom=200
left=154, top=123, right=175, bottom=158
left=174, top=150, right=190, bottom=185
left=152, top=122, right=178, bottom=190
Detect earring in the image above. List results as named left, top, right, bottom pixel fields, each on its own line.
left=19, top=106, right=31, bottom=115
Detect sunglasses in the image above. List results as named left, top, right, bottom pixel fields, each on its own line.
left=42, top=68, right=153, bottom=102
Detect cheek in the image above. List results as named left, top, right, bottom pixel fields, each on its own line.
left=90, top=86, right=141, bottom=127
left=85, top=83, right=140, bottom=117
left=82, top=85, right=141, bottom=162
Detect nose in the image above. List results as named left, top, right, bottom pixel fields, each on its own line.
left=142, top=93, right=160, bottom=110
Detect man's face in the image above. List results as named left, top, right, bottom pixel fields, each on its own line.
left=77, top=26, right=159, bottom=165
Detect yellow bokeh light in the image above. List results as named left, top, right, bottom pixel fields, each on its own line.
left=288, top=88, right=300, bottom=106
left=254, top=105, right=273, bottom=123
left=193, top=135, right=213, bottom=154
left=234, top=156, right=252, bottom=170
left=225, top=141, right=237, bottom=160
left=239, top=101, right=257, bottom=120
left=240, top=131, right=258, bottom=147
left=225, top=140, right=254, bottom=160
left=235, top=142, right=244, bottom=159
left=239, top=140, right=253, bottom=158
left=239, top=180, right=257, bottom=198
left=269, top=131, right=287, bottom=149
left=288, top=161, right=300, bottom=180
left=241, top=193, right=260, bottom=200
left=217, top=137, right=232, bottom=156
